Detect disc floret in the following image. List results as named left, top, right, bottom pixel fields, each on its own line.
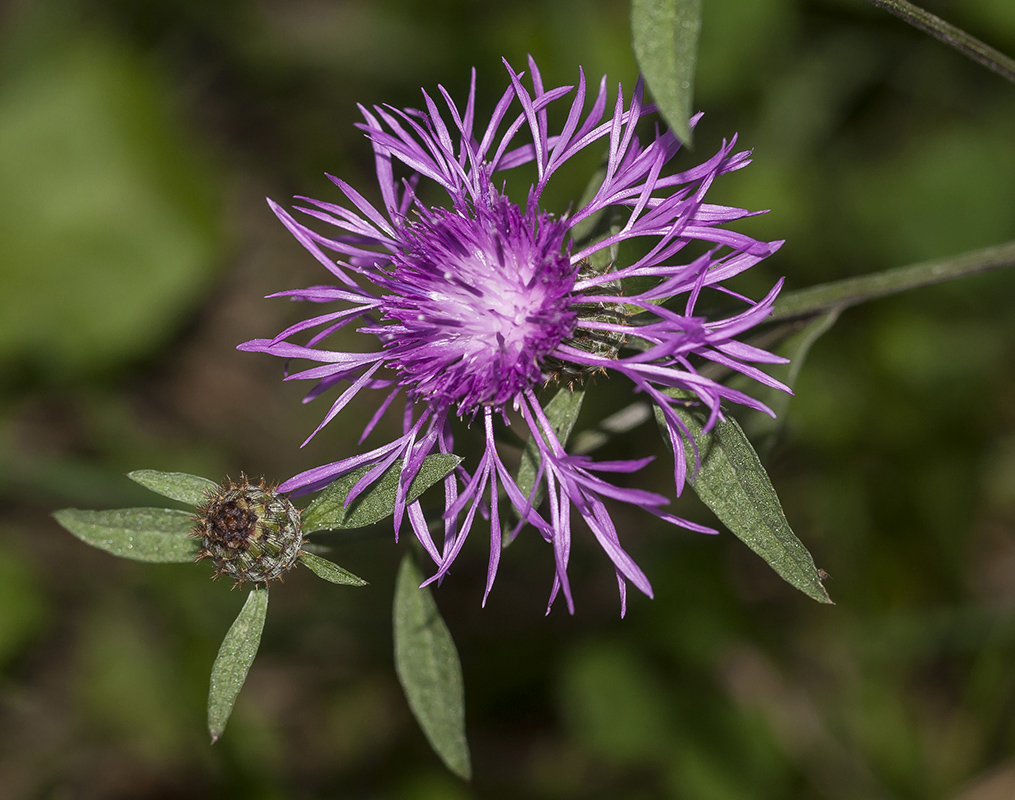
left=194, top=477, right=303, bottom=585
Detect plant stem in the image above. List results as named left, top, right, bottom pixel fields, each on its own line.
left=771, top=240, right=1015, bottom=320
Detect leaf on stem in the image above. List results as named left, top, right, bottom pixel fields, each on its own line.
left=208, top=585, right=269, bottom=743
left=53, top=507, right=200, bottom=563
left=631, top=0, right=702, bottom=147
left=393, top=555, right=471, bottom=780
left=666, top=404, right=832, bottom=604
left=298, top=551, right=367, bottom=586
left=302, top=455, right=461, bottom=533
left=127, top=470, right=220, bottom=506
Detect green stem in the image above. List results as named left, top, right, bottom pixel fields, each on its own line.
left=864, top=0, right=1015, bottom=85
left=771, top=240, right=1015, bottom=321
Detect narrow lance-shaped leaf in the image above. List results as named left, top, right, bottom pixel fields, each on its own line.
left=302, top=454, right=462, bottom=533
left=298, top=551, right=368, bottom=586
left=127, top=469, right=220, bottom=506
left=53, top=507, right=200, bottom=563
left=662, top=402, right=831, bottom=603
left=631, top=0, right=702, bottom=147
left=393, top=555, right=471, bottom=780
left=208, top=586, right=269, bottom=743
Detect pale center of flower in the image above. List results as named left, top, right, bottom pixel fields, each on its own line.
left=382, top=198, right=577, bottom=414
left=436, top=245, right=551, bottom=358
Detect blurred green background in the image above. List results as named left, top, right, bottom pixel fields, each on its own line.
left=2, top=0, right=1015, bottom=797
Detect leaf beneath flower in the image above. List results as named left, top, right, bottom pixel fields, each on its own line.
left=631, top=0, right=702, bottom=147
left=53, top=507, right=199, bottom=563
left=393, top=555, right=471, bottom=780
left=208, top=585, right=268, bottom=743
left=670, top=406, right=832, bottom=604
left=298, top=551, right=367, bottom=586
left=127, top=469, right=220, bottom=507
left=302, top=454, right=461, bottom=533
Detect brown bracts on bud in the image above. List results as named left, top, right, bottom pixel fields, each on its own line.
left=193, top=477, right=303, bottom=586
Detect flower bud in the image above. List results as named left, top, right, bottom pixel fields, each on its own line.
left=194, top=477, right=302, bottom=585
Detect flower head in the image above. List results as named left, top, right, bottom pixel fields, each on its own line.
left=195, top=476, right=303, bottom=585
left=241, top=57, right=787, bottom=614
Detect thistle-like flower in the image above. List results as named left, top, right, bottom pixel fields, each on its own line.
left=241, top=57, right=788, bottom=614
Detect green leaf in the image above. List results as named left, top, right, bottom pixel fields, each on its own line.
left=393, top=555, right=471, bottom=780
left=208, top=586, right=269, bottom=743
left=302, top=454, right=461, bottom=533
left=298, top=551, right=368, bottom=586
left=52, top=507, right=199, bottom=563
left=665, top=405, right=831, bottom=603
left=126, top=469, right=220, bottom=507
left=631, top=0, right=702, bottom=147
left=509, top=387, right=585, bottom=542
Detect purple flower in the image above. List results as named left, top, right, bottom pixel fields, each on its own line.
left=241, top=57, right=787, bottom=615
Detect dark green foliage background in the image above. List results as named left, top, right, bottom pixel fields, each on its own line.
left=2, top=0, right=1015, bottom=797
